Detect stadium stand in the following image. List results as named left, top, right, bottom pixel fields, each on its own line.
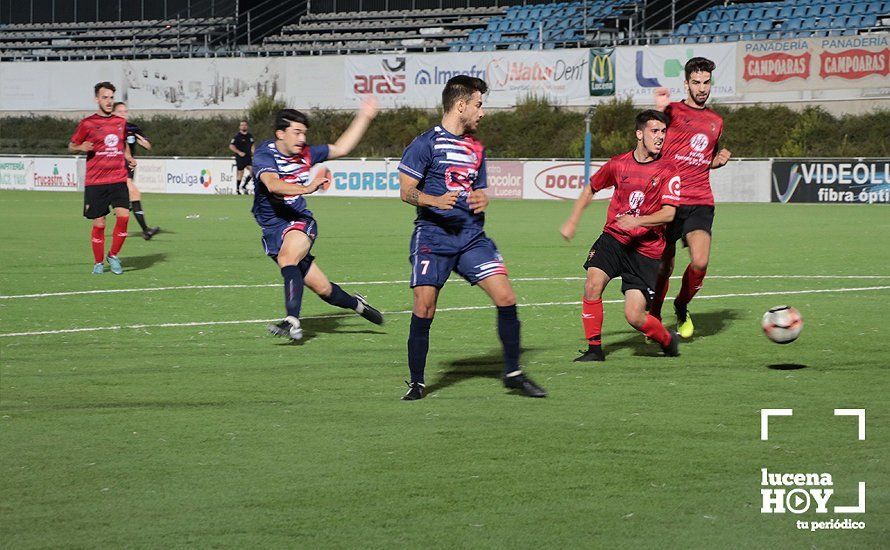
left=663, top=0, right=890, bottom=44
left=0, top=17, right=234, bottom=60
left=449, top=1, right=637, bottom=51
left=247, top=6, right=506, bottom=55
left=1, top=1, right=888, bottom=59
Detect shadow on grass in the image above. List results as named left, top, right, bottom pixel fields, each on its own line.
left=767, top=363, right=808, bottom=370
left=123, top=253, right=168, bottom=272
left=605, top=308, right=743, bottom=358
left=424, top=347, right=542, bottom=394
left=274, top=315, right=385, bottom=345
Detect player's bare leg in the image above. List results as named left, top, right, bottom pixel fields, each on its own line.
left=477, top=274, right=546, bottom=397
left=651, top=247, right=675, bottom=321
left=127, top=179, right=158, bottom=240
left=625, top=289, right=679, bottom=357
left=90, top=216, right=107, bottom=274
left=303, top=263, right=383, bottom=325
left=268, top=230, right=313, bottom=341
left=575, top=267, right=610, bottom=362
left=675, top=230, right=711, bottom=338
left=105, top=206, right=129, bottom=274
left=403, top=285, right=440, bottom=400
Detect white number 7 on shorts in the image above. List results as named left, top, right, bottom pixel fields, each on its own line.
left=420, top=260, right=430, bottom=275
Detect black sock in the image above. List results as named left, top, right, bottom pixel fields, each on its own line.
left=243, top=174, right=252, bottom=192
left=320, top=282, right=358, bottom=311
left=131, top=200, right=149, bottom=232
left=281, top=265, right=304, bottom=318
left=497, top=305, right=521, bottom=376
left=407, top=314, right=433, bottom=384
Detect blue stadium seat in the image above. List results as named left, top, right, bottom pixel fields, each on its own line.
left=860, top=13, right=878, bottom=26
left=707, top=10, right=722, bottom=23
left=830, top=15, right=848, bottom=28
left=836, top=4, right=855, bottom=16
left=764, top=7, right=780, bottom=19
left=758, top=20, right=773, bottom=32
left=778, top=6, right=794, bottom=19
left=851, top=4, right=869, bottom=16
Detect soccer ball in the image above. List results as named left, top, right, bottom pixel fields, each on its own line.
left=761, top=306, right=803, bottom=344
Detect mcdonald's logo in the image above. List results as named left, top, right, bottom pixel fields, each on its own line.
left=589, top=48, right=615, bottom=96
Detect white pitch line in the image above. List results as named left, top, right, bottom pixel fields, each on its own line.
left=2, top=285, right=888, bottom=338
left=1, top=274, right=888, bottom=300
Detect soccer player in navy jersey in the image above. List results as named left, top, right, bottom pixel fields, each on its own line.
left=112, top=102, right=160, bottom=240
left=397, top=75, right=546, bottom=400
left=560, top=110, right=681, bottom=361
left=251, top=101, right=384, bottom=341
left=650, top=58, right=732, bottom=338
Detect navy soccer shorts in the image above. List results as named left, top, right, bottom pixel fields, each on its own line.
left=261, top=216, right=318, bottom=257
left=408, top=224, right=507, bottom=288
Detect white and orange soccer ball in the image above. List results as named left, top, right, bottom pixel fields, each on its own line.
left=761, top=306, right=803, bottom=344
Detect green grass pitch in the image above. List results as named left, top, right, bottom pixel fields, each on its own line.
left=1, top=190, right=888, bottom=548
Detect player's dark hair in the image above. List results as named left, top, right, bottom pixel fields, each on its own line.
left=94, top=81, right=116, bottom=96
left=635, top=109, right=669, bottom=131
left=684, top=57, right=716, bottom=80
left=442, top=75, right=488, bottom=113
left=275, top=109, right=310, bottom=132
left=112, top=101, right=126, bottom=109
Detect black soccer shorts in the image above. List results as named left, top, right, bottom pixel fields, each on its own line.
left=83, top=182, right=130, bottom=219
left=666, top=204, right=715, bottom=248
left=583, top=232, right=660, bottom=308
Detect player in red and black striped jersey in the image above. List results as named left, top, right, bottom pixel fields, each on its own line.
left=560, top=110, right=681, bottom=361
left=69, top=82, right=135, bottom=275
left=651, top=58, right=732, bottom=338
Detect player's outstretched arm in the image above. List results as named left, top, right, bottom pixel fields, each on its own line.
left=135, top=134, right=152, bottom=151
left=711, top=148, right=731, bottom=169
left=260, top=172, right=326, bottom=196
left=399, top=173, right=458, bottom=210
left=328, top=97, right=379, bottom=159
left=560, top=184, right=594, bottom=241
left=654, top=87, right=671, bottom=112
left=68, top=141, right=93, bottom=153
left=616, top=205, right=677, bottom=231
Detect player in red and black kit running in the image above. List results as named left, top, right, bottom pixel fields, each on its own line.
left=560, top=110, right=681, bottom=361
left=69, top=82, right=135, bottom=275
left=650, top=57, right=732, bottom=338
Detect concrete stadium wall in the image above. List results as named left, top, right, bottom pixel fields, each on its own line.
left=1, top=34, right=887, bottom=114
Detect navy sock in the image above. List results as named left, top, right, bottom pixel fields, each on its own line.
left=281, top=265, right=304, bottom=318
left=407, top=314, right=433, bottom=384
left=320, top=282, right=358, bottom=311
left=497, top=305, right=521, bottom=376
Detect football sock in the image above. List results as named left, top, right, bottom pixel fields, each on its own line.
left=408, top=315, right=433, bottom=384
left=90, top=225, right=105, bottom=263
left=130, top=200, right=149, bottom=232
left=108, top=215, right=129, bottom=256
left=320, top=282, right=359, bottom=311
left=676, top=265, right=707, bottom=308
left=582, top=297, right=603, bottom=347
left=496, top=305, right=521, bottom=376
left=640, top=314, right=672, bottom=347
left=243, top=174, right=252, bottom=191
left=281, top=265, right=305, bottom=318
left=651, top=272, right=671, bottom=320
